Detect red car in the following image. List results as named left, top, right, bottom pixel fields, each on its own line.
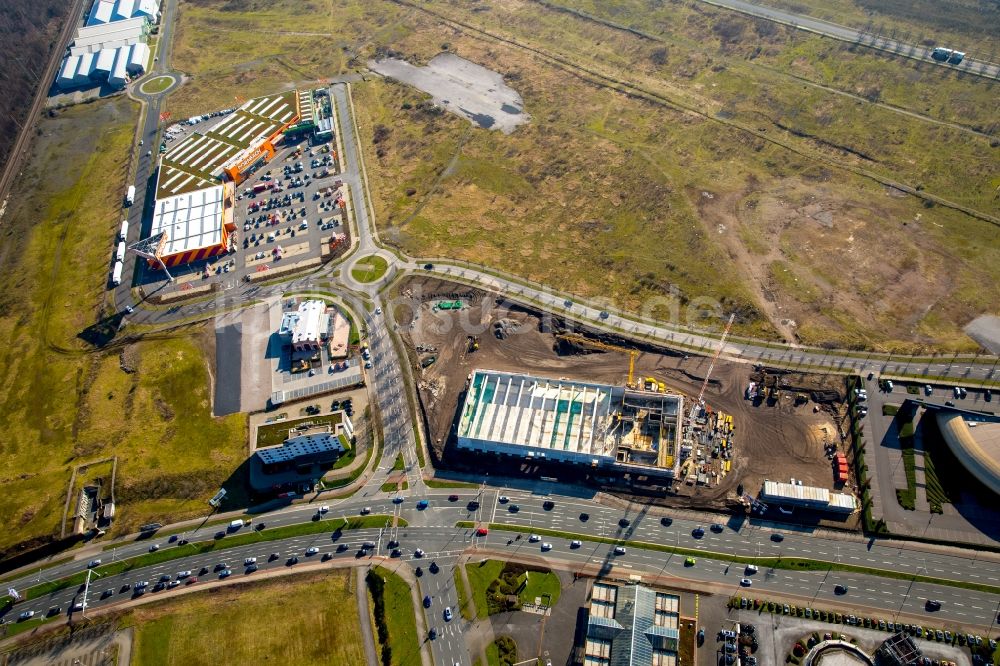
left=476, top=527, right=488, bottom=536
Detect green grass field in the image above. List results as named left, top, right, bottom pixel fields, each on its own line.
left=466, top=559, right=504, bottom=620
left=131, top=570, right=365, bottom=665
left=0, top=98, right=247, bottom=557
left=454, top=566, right=474, bottom=620
left=166, top=0, right=413, bottom=119
left=350, top=0, right=1000, bottom=350
left=351, top=255, right=389, bottom=283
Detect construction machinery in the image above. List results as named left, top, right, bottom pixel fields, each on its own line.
left=556, top=333, right=638, bottom=387
left=467, top=336, right=480, bottom=353
left=692, top=314, right=736, bottom=417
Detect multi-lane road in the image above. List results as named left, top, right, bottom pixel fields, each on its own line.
left=5, top=492, right=1000, bottom=635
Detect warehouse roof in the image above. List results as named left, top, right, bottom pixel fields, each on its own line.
left=586, top=583, right=679, bottom=666
left=72, top=17, right=147, bottom=53
left=458, top=369, right=618, bottom=459
left=762, top=480, right=856, bottom=513
left=150, top=185, right=226, bottom=255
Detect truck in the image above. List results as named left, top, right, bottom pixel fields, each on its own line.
left=228, top=519, right=245, bottom=531
left=119, top=219, right=129, bottom=241
left=253, top=183, right=268, bottom=194
left=125, top=185, right=136, bottom=207
left=116, top=241, right=126, bottom=262
left=111, top=260, right=123, bottom=286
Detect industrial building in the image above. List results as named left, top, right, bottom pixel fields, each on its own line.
left=256, top=430, right=347, bottom=466
left=132, top=90, right=306, bottom=269
left=456, top=369, right=682, bottom=478
left=584, top=583, right=680, bottom=666
left=55, top=11, right=152, bottom=91
left=86, top=0, right=159, bottom=26
left=760, top=480, right=856, bottom=514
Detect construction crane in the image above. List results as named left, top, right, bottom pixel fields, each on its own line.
left=556, top=333, right=638, bottom=387
left=692, top=314, right=736, bottom=415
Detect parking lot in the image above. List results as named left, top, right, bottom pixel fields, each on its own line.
left=143, top=106, right=348, bottom=292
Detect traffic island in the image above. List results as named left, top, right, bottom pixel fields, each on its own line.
left=350, top=255, right=389, bottom=283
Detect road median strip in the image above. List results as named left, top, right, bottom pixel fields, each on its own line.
left=10, top=516, right=404, bottom=604
left=456, top=522, right=1000, bottom=596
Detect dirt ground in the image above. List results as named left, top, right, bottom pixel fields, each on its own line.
left=393, top=277, right=847, bottom=511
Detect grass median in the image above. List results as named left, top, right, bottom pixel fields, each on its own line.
left=18, top=516, right=405, bottom=602
left=458, top=522, right=1000, bottom=596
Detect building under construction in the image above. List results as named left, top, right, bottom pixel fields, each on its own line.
left=456, top=369, right=682, bottom=478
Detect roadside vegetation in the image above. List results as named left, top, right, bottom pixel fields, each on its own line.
left=367, top=566, right=421, bottom=666
left=486, top=636, right=517, bottom=666
left=350, top=0, right=1000, bottom=349
left=465, top=559, right=561, bottom=617
left=0, top=98, right=246, bottom=560
left=130, top=570, right=365, bottom=665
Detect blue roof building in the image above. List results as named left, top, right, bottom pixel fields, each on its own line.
left=585, top=583, right=680, bottom=666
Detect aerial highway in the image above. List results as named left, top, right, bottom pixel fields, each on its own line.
left=4, top=492, right=999, bottom=636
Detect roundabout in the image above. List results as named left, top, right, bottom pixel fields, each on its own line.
left=139, top=74, right=177, bottom=95
left=349, top=254, right=390, bottom=284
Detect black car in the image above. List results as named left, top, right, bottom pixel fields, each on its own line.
left=543, top=500, right=555, bottom=510
left=388, top=539, right=399, bottom=548
left=153, top=582, right=166, bottom=591
left=692, top=527, right=705, bottom=538
left=467, top=501, right=480, bottom=511
left=245, top=564, right=258, bottom=573
left=926, top=599, right=942, bottom=611
left=424, top=595, right=432, bottom=608
left=101, top=589, right=114, bottom=599
left=710, top=523, right=724, bottom=533
left=337, top=543, right=349, bottom=552
left=771, top=533, right=784, bottom=542
left=618, top=518, right=630, bottom=528
left=287, top=556, right=299, bottom=566
left=508, top=504, right=520, bottom=513
left=580, top=513, right=590, bottom=522
left=428, top=627, right=437, bottom=640
left=660, top=517, right=673, bottom=526
left=429, top=561, right=439, bottom=574
left=391, top=549, right=402, bottom=558
left=424, top=263, right=434, bottom=270
left=835, top=584, right=848, bottom=595
left=415, top=566, right=423, bottom=577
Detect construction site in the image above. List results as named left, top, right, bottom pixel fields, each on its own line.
left=395, top=277, right=854, bottom=515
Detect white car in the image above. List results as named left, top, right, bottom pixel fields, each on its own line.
left=613, top=546, right=626, bottom=555
left=88, top=559, right=102, bottom=568
left=244, top=557, right=257, bottom=565
left=149, top=544, right=160, bottom=552
left=745, top=564, right=758, bottom=574
left=570, top=540, right=582, bottom=548
left=375, top=307, right=382, bottom=315
left=177, top=570, right=192, bottom=578
left=360, top=506, right=371, bottom=515
left=305, top=547, right=319, bottom=555
left=414, top=548, right=425, bottom=558
left=541, top=543, right=552, bottom=551
left=18, top=610, right=34, bottom=620
left=528, top=534, right=540, bottom=542
left=740, top=578, right=753, bottom=587
left=498, top=496, right=509, bottom=504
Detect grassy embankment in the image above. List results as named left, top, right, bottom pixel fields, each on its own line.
left=0, top=98, right=246, bottom=559
left=129, top=570, right=365, bottom=665
left=351, top=0, right=1000, bottom=350
left=368, top=566, right=421, bottom=666
left=464, top=559, right=561, bottom=618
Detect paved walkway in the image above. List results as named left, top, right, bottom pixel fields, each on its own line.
left=355, top=567, right=378, bottom=666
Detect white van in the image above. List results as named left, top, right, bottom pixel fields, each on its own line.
left=116, top=241, right=126, bottom=262
left=119, top=220, right=128, bottom=241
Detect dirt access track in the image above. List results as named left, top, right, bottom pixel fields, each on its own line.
left=391, top=276, right=848, bottom=512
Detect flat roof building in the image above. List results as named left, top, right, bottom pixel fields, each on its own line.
left=256, top=430, right=346, bottom=466
left=457, top=369, right=682, bottom=477
left=279, top=300, right=331, bottom=352
left=70, top=17, right=149, bottom=55
left=141, top=183, right=236, bottom=267
left=585, top=583, right=680, bottom=666
left=761, top=480, right=856, bottom=514
left=86, top=0, right=159, bottom=25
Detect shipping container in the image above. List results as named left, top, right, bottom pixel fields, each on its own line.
left=111, top=260, right=123, bottom=286
left=119, top=219, right=129, bottom=241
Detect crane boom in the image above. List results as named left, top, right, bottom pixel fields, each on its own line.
left=694, top=314, right=736, bottom=410
left=556, top=333, right=639, bottom=387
